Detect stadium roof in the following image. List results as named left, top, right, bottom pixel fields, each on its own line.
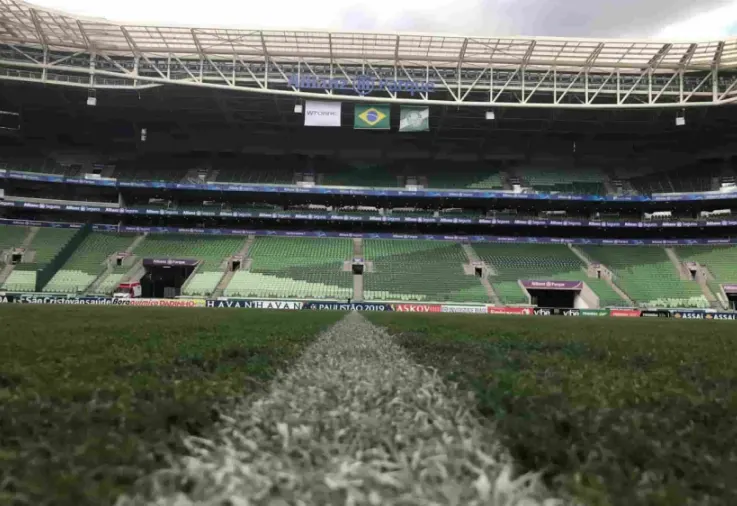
left=0, top=0, right=735, bottom=71
left=1, top=1, right=737, bottom=109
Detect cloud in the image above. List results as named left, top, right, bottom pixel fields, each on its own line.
left=27, top=0, right=737, bottom=39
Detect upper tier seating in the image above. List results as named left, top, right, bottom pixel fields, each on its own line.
left=224, top=237, right=353, bottom=299
left=363, top=240, right=488, bottom=302
left=514, top=166, right=607, bottom=194
left=43, top=233, right=136, bottom=294
left=471, top=243, right=626, bottom=307
left=214, top=168, right=295, bottom=185
left=426, top=171, right=504, bottom=189
left=321, top=166, right=399, bottom=188
left=579, top=246, right=706, bottom=307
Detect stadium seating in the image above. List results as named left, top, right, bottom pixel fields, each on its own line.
left=426, top=171, right=504, bottom=189
left=43, top=233, right=136, bottom=293
left=93, top=267, right=129, bottom=295
left=675, top=246, right=737, bottom=298
left=0, top=225, right=29, bottom=254
left=224, top=237, right=352, bottom=299
left=135, top=235, right=243, bottom=270
left=471, top=243, right=626, bottom=307
left=0, top=228, right=77, bottom=291
left=579, top=246, right=706, bottom=307
left=2, top=266, right=38, bottom=292
left=132, top=234, right=244, bottom=297
left=214, top=168, right=294, bottom=185
left=363, top=240, right=488, bottom=302
left=321, top=165, right=399, bottom=188
left=514, top=166, right=607, bottom=194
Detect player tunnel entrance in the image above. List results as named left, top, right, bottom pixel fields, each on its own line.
left=723, top=285, right=737, bottom=310
left=520, top=280, right=595, bottom=309
left=140, top=258, right=198, bottom=298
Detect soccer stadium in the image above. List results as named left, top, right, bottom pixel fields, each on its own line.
left=1, top=1, right=737, bottom=505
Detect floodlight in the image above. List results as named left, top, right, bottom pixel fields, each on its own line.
left=485, top=110, right=495, bottom=120
left=294, top=103, right=303, bottom=114
left=86, top=89, right=97, bottom=107
left=141, top=128, right=147, bottom=142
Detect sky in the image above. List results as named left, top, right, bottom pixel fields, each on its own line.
left=28, top=0, right=737, bottom=40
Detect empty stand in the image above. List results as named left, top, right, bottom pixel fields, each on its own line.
left=43, top=233, right=136, bottom=293
left=472, top=243, right=626, bottom=307
left=0, top=224, right=29, bottom=254
left=514, top=166, right=607, bottom=194
left=0, top=227, right=77, bottom=292
left=427, top=171, right=504, bottom=189
left=580, top=246, right=706, bottom=308
left=131, top=234, right=244, bottom=297
left=363, top=240, right=487, bottom=302
left=675, top=245, right=737, bottom=299
left=321, top=165, right=399, bottom=188
left=224, top=237, right=353, bottom=299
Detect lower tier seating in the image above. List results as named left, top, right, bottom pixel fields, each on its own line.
left=471, top=243, right=627, bottom=307
left=224, top=237, right=353, bottom=300
left=44, top=233, right=136, bottom=294
left=363, top=240, right=487, bottom=302
left=580, top=246, right=706, bottom=307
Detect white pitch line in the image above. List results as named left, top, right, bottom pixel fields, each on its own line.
left=116, top=312, right=568, bottom=506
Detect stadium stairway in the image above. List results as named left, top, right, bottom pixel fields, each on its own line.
left=363, top=240, right=489, bottom=303
left=86, top=234, right=146, bottom=295
left=223, top=237, right=354, bottom=300
left=673, top=245, right=737, bottom=309
left=212, top=236, right=254, bottom=299
left=473, top=243, right=629, bottom=307
left=579, top=245, right=707, bottom=308
left=665, top=247, right=719, bottom=306
left=568, top=244, right=634, bottom=306
left=462, top=243, right=501, bottom=304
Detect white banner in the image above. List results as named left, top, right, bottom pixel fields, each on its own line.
left=304, top=101, right=342, bottom=127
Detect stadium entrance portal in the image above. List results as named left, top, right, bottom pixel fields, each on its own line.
left=527, top=289, right=576, bottom=309
left=140, top=258, right=198, bottom=298
left=724, top=285, right=737, bottom=310
left=520, top=280, right=599, bottom=309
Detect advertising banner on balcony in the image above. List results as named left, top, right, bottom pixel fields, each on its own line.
left=143, top=258, right=199, bottom=267
left=354, top=105, right=390, bottom=130
left=706, top=312, right=737, bottom=320
left=487, top=306, right=534, bottom=315
left=441, top=305, right=487, bottom=314
left=399, top=106, right=429, bottom=132
left=610, top=309, right=642, bottom=317
left=302, top=301, right=393, bottom=311
left=722, top=284, right=737, bottom=294
left=391, top=304, right=442, bottom=313
left=205, top=299, right=304, bottom=310
left=579, top=309, right=609, bottom=316
left=520, top=280, right=584, bottom=290
left=304, top=101, right=342, bottom=127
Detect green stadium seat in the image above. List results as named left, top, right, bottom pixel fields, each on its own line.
left=580, top=246, right=706, bottom=308
left=363, top=240, right=488, bottom=303
left=472, top=243, right=627, bottom=307
left=224, top=237, right=353, bottom=299
left=43, top=233, right=137, bottom=293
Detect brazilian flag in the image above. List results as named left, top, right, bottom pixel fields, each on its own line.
left=354, top=104, right=390, bottom=130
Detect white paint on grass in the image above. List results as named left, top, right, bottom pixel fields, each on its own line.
left=116, top=312, right=567, bottom=506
